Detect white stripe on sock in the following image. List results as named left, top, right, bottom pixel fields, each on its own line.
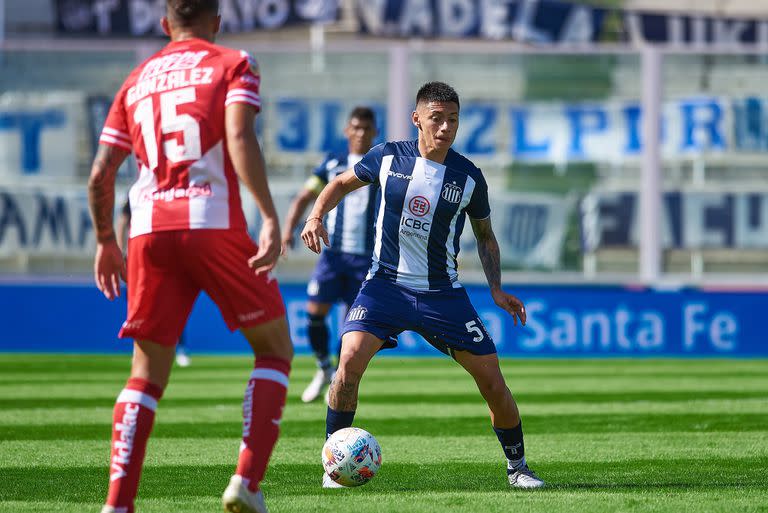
left=116, top=389, right=158, bottom=411
left=249, top=368, right=289, bottom=388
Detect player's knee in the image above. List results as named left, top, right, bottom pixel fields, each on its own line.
left=337, top=349, right=368, bottom=375
left=479, top=376, right=509, bottom=400
left=267, top=337, right=294, bottom=361
left=334, top=360, right=363, bottom=386
left=250, top=334, right=294, bottom=361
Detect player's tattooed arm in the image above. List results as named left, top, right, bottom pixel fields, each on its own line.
left=471, top=217, right=527, bottom=325
left=470, top=217, right=502, bottom=291
left=88, top=144, right=129, bottom=243
left=89, top=143, right=129, bottom=300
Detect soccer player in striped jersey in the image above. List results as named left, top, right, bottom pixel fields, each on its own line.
left=281, top=107, right=378, bottom=403
left=302, top=82, right=545, bottom=489
left=89, top=1, right=293, bottom=512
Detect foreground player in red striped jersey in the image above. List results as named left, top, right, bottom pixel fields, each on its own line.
left=88, top=1, right=292, bottom=512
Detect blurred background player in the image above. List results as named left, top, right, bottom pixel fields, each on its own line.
left=302, top=82, right=544, bottom=489
left=88, top=1, right=293, bottom=512
left=281, top=107, right=378, bottom=403
left=117, top=197, right=192, bottom=367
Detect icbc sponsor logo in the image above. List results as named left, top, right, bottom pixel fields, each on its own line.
left=400, top=217, right=431, bottom=231
left=408, top=196, right=430, bottom=217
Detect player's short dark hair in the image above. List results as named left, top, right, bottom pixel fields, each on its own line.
left=166, top=0, right=219, bottom=25
left=416, top=82, right=460, bottom=110
left=349, top=106, right=376, bottom=124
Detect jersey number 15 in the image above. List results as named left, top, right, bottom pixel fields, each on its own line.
left=134, top=87, right=201, bottom=169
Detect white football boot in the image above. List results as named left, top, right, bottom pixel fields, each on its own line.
left=175, top=347, right=191, bottom=367
left=301, top=369, right=334, bottom=403
left=222, top=475, right=268, bottom=513
left=508, top=465, right=546, bottom=489
left=322, top=473, right=347, bottom=489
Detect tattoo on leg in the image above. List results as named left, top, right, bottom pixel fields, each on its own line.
left=329, top=371, right=362, bottom=411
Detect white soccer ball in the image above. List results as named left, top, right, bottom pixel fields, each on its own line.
left=321, top=427, right=382, bottom=487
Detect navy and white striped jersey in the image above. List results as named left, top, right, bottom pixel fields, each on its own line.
left=354, top=140, right=490, bottom=291
left=312, top=152, right=378, bottom=256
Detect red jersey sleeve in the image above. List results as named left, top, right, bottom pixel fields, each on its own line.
left=98, top=87, right=132, bottom=151
left=225, top=51, right=262, bottom=112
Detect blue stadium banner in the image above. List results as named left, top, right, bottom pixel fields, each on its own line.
left=0, top=282, right=765, bottom=357
left=626, top=11, right=768, bottom=47
left=354, top=0, right=768, bottom=46
left=355, top=0, right=606, bottom=43
left=265, top=96, right=768, bottom=164
left=581, top=190, right=768, bottom=251
left=55, top=0, right=339, bottom=35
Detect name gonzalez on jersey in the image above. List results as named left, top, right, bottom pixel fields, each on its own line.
left=127, top=50, right=214, bottom=106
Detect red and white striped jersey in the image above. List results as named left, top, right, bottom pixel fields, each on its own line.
left=99, top=38, right=262, bottom=237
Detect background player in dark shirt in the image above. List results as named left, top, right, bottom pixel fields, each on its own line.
left=282, top=107, right=378, bottom=403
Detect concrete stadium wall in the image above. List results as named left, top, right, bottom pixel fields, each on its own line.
left=0, top=281, right=765, bottom=357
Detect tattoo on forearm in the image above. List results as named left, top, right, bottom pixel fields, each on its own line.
left=88, top=145, right=125, bottom=243
left=475, top=221, right=502, bottom=290
left=328, top=372, right=361, bottom=411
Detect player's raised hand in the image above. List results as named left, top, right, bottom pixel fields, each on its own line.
left=94, top=239, right=125, bottom=301
left=490, top=288, right=526, bottom=326
left=301, top=217, right=329, bottom=254
left=249, top=217, right=281, bottom=275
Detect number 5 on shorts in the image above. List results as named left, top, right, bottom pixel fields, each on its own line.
left=465, top=320, right=484, bottom=342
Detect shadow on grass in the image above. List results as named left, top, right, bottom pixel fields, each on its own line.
left=3, top=388, right=767, bottom=410
left=2, top=458, right=767, bottom=502
left=3, top=412, right=767, bottom=441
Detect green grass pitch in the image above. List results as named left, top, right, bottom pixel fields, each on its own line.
left=1, top=355, right=767, bottom=512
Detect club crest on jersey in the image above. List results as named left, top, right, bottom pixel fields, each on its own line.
left=442, top=183, right=463, bottom=204
left=243, top=51, right=260, bottom=77
left=408, top=196, right=431, bottom=217
left=347, top=306, right=368, bottom=321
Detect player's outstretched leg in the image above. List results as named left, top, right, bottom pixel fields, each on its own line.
left=223, top=317, right=293, bottom=513
left=453, top=351, right=545, bottom=489
left=102, top=341, right=174, bottom=513
left=302, top=302, right=335, bottom=403
left=322, top=331, right=382, bottom=488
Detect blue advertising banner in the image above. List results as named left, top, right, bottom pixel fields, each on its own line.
left=0, top=93, right=81, bottom=179
left=264, top=96, right=768, bottom=164
left=55, top=0, right=339, bottom=35
left=355, top=0, right=605, bottom=43
left=354, top=0, right=768, bottom=47
left=626, top=11, right=768, bottom=47
left=0, top=282, right=764, bottom=357
left=580, top=190, right=768, bottom=251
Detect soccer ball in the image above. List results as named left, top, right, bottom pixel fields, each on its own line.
left=321, top=427, right=382, bottom=487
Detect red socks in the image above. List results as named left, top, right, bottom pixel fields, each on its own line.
left=103, top=357, right=290, bottom=510
left=235, top=356, right=291, bottom=492
left=105, top=377, right=164, bottom=513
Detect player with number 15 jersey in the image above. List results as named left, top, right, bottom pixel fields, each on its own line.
left=101, top=40, right=261, bottom=236
left=92, top=13, right=293, bottom=511
left=100, top=39, right=286, bottom=342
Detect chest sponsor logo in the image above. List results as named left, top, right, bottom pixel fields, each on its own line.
left=442, top=183, right=463, bottom=204
left=408, top=196, right=431, bottom=217
left=387, top=171, right=413, bottom=180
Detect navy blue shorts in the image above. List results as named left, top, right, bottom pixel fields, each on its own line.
left=342, top=278, right=496, bottom=356
left=307, top=250, right=371, bottom=306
